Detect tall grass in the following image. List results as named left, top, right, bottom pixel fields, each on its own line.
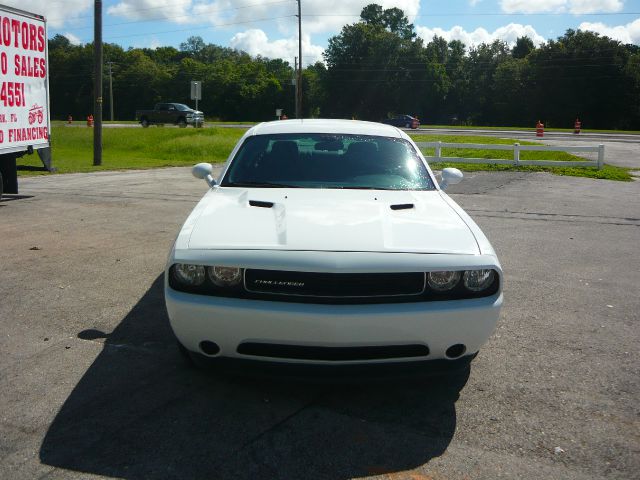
left=19, top=126, right=245, bottom=173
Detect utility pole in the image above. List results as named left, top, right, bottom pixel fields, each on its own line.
left=296, top=0, right=302, bottom=118
left=107, top=61, right=114, bottom=121
left=294, top=57, right=298, bottom=118
left=93, top=0, right=103, bottom=166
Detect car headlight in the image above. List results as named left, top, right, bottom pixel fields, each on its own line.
left=463, top=269, right=496, bottom=292
left=208, top=266, right=243, bottom=287
left=427, top=271, right=461, bottom=291
left=173, top=263, right=205, bottom=286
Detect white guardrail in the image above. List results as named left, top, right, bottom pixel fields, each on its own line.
left=416, top=142, right=605, bottom=169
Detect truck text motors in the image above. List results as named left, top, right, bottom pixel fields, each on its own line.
left=0, top=3, right=51, bottom=199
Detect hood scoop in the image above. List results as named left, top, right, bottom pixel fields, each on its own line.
left=188, top=189, right=479, bottom=254
left=249, top=200, right=274, bottom=208
left=390, top=203, right=414, bottom=211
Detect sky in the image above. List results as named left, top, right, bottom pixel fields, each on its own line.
left=5, top=0, right=640, bottom=65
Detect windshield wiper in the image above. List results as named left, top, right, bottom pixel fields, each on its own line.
left=224, top=181, right=300, bottom=188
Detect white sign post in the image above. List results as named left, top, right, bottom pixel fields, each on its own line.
left=190, top=81, right=202, bottom=111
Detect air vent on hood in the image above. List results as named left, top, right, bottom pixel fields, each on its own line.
left=390, top=203, right=414, bottom=210
left=249, top=200, right=274, bottom=208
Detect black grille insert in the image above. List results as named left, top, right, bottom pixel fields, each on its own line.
left=237, top=343, right=430, bottom=361
left=244, top=270, right=425, bottom=298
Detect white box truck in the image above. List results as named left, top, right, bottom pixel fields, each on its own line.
left=0, top=4, right=51, bottom=199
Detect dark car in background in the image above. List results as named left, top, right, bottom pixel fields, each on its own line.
left=381, top=114, right=420, bottom=129
left=136, top=103, right=204, bottom=128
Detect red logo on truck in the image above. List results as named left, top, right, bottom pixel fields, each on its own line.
left=28, top=104, right=44, bottom=125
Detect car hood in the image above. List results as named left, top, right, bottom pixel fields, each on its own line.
left=186, top=188, right=479, bottom=254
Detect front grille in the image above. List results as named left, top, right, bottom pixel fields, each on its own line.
left=237, top=342, right=430, bottom=361
left=244, top=269, right=425, bottom=298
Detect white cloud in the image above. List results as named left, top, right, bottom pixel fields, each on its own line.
left=107, top=0, right=420, bottom=34
left=108, top=0, right=194, bottom=24
left=500, top=0, right=566, bottom=14
left=569, top=0, right=623, bottom=14
left=130, top=34, right=164, bottom=49
left=579, top=17, right=640, bottom=44
left=1, top=0, right=92, bottom=29
left=294, top=0, right=421, bottom=35
left=416, top=23, right=546, bottom=48
left=500, top=0, right=623, bottom=14
left=230, top=29, right=324, bottom=65
left=63, top=32, right=82, bottom=45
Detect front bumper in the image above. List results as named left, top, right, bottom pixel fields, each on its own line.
left=165, top=284, right=502, bottom=365
left=185, top=351, right=478, bottom=381
left=186, top=115, right=204, bottom=125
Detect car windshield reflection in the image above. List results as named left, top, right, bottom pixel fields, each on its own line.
left=221, top=134, right=435, bottom=190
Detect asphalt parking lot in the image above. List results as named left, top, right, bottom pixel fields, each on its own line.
left=1, top=168, right=639, bottom=479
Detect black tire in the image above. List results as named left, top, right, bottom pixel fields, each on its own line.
left=178, top=117, right=187, bottom=128
left=405, top=122, right=410, bottom=128
left=0, top=170, right=3, bottom=200
left=141, top=117, right=149, bottom=128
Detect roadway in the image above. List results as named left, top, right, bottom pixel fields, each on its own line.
left=1, top=167, right=639, bottom=479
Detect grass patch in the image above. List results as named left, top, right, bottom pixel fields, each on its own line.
left=51, top=120, right=139, bottom=126
left=208, top=121, right=259, bottom=125
left=409, top=134, right=632, bottom=181
left=17, top=127, right=631, bottom=181
left=417, top=125, right=640, bottom=135
left=410, top=134, right=579, bottom=161
left=432, top=162, right=632, bottom=181
left=19, top=126, right=246, bottom=174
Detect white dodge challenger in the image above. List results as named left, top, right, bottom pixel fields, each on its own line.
left=165, top=119, right=502, bottom=376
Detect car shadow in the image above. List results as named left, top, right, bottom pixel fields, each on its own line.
left=40, top=275, right=466, bottom=479
left=0, top=194, right=34, bottom=203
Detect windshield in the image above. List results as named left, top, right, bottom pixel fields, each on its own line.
left=221, top=133, right=435, bottom=190
left=174, top=104, right=192, bottom=111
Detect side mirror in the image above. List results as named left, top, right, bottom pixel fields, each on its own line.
left=440, top=167, right=463, bottom=190
left=192, top=163, right=216, bottom=187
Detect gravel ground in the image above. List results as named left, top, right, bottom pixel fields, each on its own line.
left=1, top=167, right=638, bottom=479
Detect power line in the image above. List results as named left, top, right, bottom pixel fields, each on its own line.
left=46, top=0, right=290, bottom=23
left=47, top=0, right=293, bottom=31
left=304, top=12, right=640, bottom=17
left=104, top=15, right=296, bottom=40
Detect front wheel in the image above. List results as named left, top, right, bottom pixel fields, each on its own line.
left=405, top=122, right=410, bottom=128
left=0, top=171, right=4, bottom=200
left=178, top=118, right=187, bottom=128
left=141, top=118, right=149, bottom=128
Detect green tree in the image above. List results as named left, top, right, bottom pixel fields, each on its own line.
left=179, top=36, right=205, bottom=56
left=512, top=37, right=535, bottom=59
left=323, top=5, right=424, bottom=119
left=527, top=30, right=634, bottom=128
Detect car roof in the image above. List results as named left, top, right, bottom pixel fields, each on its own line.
left=247, top=119, right=408, bottom=139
